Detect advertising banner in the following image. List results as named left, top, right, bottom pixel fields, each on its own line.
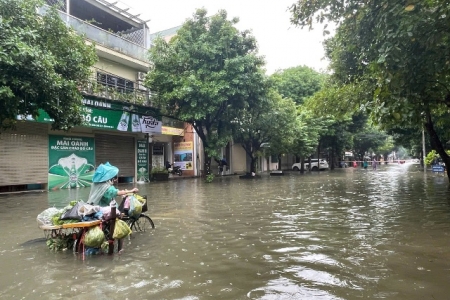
left=162, top=126, right=184, bottom=136
left=140, top=115, right=162, bottom=134
left=174, top=142, right=193, bottom=170
left=136, top=140, right=149, bottom=182
left=48, top=135, right=95, bottom=190
left=33, top=99, right=162, bottom=133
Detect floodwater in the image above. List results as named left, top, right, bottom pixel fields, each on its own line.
left=1, top=163, right=450, bottom=300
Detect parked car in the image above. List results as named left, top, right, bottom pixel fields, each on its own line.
left=292, top=159, right=329, bottom=171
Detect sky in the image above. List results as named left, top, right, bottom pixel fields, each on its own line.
left=118, top=0, right=330, bottom=74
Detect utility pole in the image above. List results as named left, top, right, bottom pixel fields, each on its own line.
left=422, top=127, right=426, bottom=173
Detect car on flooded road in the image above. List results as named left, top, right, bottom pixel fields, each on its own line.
left=292, top=159, right=329, bottom=171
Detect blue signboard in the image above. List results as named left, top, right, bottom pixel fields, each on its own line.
left=431, top=165, right=445, bottom=173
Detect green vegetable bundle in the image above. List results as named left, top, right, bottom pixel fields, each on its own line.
left=83, top=225, right=105, bottom=248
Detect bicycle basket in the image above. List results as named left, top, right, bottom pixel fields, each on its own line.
left=141, top=195, right=148, bottom=213
left=118, top=197, right=125, bottom=212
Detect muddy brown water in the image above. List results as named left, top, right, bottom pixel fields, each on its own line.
left=1, top=163, right=450, bottom=299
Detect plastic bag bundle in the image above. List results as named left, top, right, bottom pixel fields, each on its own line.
left=37, top=207, right=61, bottom=226
left=78, top=203, right=101, bottom=217
left=113, top=219, right=132, bottom=239
left=60, top=200, right=85, bottom=220
left=129, top=196, right=142, bottom=218
left=135, top=194, right=146, bottom=204
left=83, top=225, right=105, bottom=248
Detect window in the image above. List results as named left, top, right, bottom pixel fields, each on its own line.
left=97, top=72, right=134, bottom=93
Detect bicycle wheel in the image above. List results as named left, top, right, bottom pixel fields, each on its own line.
left=131, top=214, right=155, bottom=232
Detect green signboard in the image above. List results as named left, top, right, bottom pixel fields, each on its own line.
left=136, top=140, right=149, bottom=182
left=79, top=106, right=145, bottom=132
left=48, top=135, right=96, bottom=190
left=34, top=98, right=161, bottom=133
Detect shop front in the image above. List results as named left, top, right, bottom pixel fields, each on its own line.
left=0, top=98, right=162, bottom=192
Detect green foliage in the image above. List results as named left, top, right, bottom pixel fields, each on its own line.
left=0, top=0, right=97, bottom=130
left=146, top=8, right=266, bottom=173
left=269, top=66, right=328, bottom=161
left=290, top=0, right=450, bottom=179
left=46, top=234, right=74, bottom=252
left=232, top=88, right=298, bottom=172
left=353, top=126, right=389, bottom=159
left=270, top=66, right=326, bottom=105
left=205, top=173, right=215, bottom=183
left=151, top=166, right=168, bottom=174
left=377, top=136, right=396, bottom=157
left=425, top=150, right=450, bottom=166
left=288, top=108, right=322, bottom=158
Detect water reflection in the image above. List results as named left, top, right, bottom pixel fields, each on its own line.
left=1, top=163, right=450, bottom=299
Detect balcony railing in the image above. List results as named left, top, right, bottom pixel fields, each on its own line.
left=79, top=68, right=152, bottom=106
left=162, top=117, right=185, bottom=129
left=39, top=6, right=149, bottom=62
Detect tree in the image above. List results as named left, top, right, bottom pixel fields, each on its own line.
left=288, top=109, right=324, bottom=171
left=271, top=65, right=326, bottom=105
left=0, top=0, right=97, bottom=130
left=232, top=89, right=297, bottom=174
left=290, top=0, right=450, bottom=180
left=318, top=118, right=354, bottom=169
left=269, top=66, right=327, bottom=171
left=353, top=127, right=389, bottom=161
left=377, top=135, right=396, bottom=161
left=146, top=8, right=266, bottom=175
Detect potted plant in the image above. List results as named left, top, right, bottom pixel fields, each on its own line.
left=150, top=166, right=169, bottom=181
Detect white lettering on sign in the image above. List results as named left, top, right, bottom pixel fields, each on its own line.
left=82, top=99, right=111, bottom=108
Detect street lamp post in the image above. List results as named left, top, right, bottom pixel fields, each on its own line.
left=422, top=127, right=426, bottom=173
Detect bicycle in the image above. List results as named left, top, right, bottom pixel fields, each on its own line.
left=118, top=194, right=155, bottom=233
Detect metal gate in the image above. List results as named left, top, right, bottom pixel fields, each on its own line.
left=95, top=133, right=135, bottom=177
left=0, top=122, right=48, bottom=186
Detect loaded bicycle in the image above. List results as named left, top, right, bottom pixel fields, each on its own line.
left=38, top=193, right=155, bottom=257
left=118, top=194, right=155, bottom=233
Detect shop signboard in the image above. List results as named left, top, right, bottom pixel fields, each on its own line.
left=174, top=142, right=193, bottom=170
left=136, top=140, right=149, bottom=182
left=432, top=164, right=445, bottom=173
left=161, top=126, right=184, bottom=136
left=48, top=135, right=96, bottom=190
left=140, top=115, right=162, bottom=134
left=32, top=99, right=162, bottom=133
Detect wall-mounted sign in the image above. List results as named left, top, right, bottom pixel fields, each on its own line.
left=140, top=116, right=162, bottom=134
left=136, top=140, right=149, bottom=182
left=174, top=142, right=193, bottom=170
left=152, top=144, right=164, bottom=155
left=31, top=98, right=162, bottom=134
left=48, top=135, right=95, bottom=190
left=162, top=126, right=184, bottom=136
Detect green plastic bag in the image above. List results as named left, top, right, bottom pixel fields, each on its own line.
left=83, top=225, right=105, bottom=248
left=129, top=196, right=142, bottom=218
left=113, top=219, right=132, bottom=239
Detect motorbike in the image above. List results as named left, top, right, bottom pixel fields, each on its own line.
left=167, top=164, right=183, bottom=176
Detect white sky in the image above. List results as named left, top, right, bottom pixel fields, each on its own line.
left=119, top=0, right=330, bottom=74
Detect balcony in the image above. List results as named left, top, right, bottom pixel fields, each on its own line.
left=162, top=117, right=185, bottom=129
left=80, top=68, right=152, bottom=106
left=39, top=5, right=149, bottom=63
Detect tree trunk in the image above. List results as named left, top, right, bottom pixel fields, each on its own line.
left=250, top=156, right=257, bottom=174
left=424, top=111, right=450, bottom=181
left=330, top=144, right=336, bottom=170
left=203, top=150, right=212, bottom=176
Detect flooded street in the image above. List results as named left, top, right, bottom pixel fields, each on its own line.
left=1, top=163, right=450, bottom=299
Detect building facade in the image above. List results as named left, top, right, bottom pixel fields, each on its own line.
left=0, top=0, right=191, bottom=192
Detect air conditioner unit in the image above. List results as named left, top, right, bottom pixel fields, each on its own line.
left=138, top=83, right=147, bottom=91
left=136, top=72, right=146, bottom=81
